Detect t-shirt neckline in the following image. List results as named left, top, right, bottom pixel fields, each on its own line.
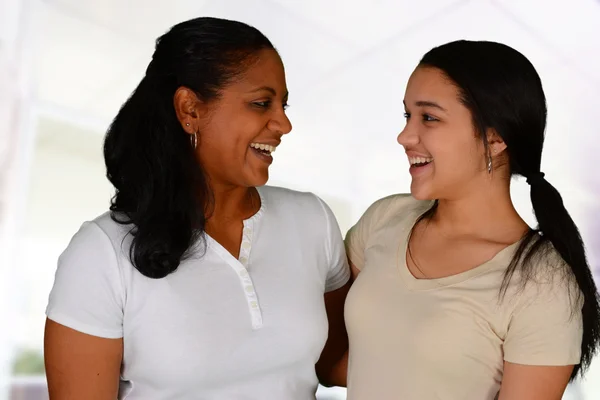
left=397, top=201, right=520, bottom=291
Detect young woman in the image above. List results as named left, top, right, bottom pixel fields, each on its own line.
left=344, top=40, right=600, bottom=399
left=44, top=17, right=350, bottom=399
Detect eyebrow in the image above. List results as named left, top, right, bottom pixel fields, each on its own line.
left=403, top=100, right=447, bottom=112
left=249, top=86, right=289, bottom=98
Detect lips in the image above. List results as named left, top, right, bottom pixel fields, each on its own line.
left=249, top=145, right=274, bottom=164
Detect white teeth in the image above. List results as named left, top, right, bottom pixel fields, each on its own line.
left=250, top=143, right=276, bottom=153
left=408, top=156, right=433, bottom=165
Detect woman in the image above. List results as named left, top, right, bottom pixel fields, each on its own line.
left=344, top=40, right=600, bottom=399
left=44, top=17, right=350, bottom=399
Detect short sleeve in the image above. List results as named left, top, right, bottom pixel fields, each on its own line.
left=344, top=216, right=368, bottom=271
left=344, top=195, right=403, bottom=271
left=46, top=221, right=125, bottom=339
left=503, top=275, right=583, bottom=366
left=315, top=196, right=351, bottom=292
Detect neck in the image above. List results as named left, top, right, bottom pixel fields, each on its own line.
left=432, top=178, right=527, bottom=240
left=207, top=183, right=259, bottom=222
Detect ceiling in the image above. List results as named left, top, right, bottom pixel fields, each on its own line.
left=34, top=0, right=600, bottom=125
left=27, top=0, right=600, bottom=220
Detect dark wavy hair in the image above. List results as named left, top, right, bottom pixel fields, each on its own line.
left=417, top=40, right=600, bottom=378
left=103, top=17, right=275, bottom=279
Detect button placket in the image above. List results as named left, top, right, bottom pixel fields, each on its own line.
left=236, top=219, right=262, bottom=329
left=204, top=189, right=266, bottom=330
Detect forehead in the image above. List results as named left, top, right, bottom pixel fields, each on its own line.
left=227, top=49, right=287, bottom=92
left=405, top=66, right=459, bottom=104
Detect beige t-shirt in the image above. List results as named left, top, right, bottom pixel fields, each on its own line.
left=344, top=194, right=583, bottom=400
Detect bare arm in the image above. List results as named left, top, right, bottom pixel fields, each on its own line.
left=316, top=279, right=351, bottom=387
left=316, top=260, right=361, bottom=387
left=44, top=318, right=123, bottom=400
left=497, top=361, right=573, bottom=400
left=349, top=260, right=360, bottom=281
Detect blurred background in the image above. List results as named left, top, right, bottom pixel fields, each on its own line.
left=1, top=0, right=599, bottom=399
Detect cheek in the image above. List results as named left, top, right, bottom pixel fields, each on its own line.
left=198, top=131, right=228, bottom=158
left=428, top=131, right=481, bottom=173
left=198, top=104, right=271, bottom=159
left=201, top=118, right=245, bottom=152
left=195, top=127, right=238, bottom=172
left=198, top=122, right=261, bottom=167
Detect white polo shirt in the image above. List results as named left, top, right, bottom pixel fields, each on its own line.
left=46, top=185, right=350, bottom=400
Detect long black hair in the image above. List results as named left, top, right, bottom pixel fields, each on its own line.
left=419, top=40, right=600, bottom=378
left=103, top=17, right=275, bottom=279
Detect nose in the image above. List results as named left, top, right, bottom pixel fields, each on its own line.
left=268, top=108, right=292, bottom=135
left=397, top=122, right=419, bottom=148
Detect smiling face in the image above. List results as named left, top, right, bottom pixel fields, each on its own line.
left=398, top=66, right=490, bottom=201
left=178, top=48, right=292, bottom=189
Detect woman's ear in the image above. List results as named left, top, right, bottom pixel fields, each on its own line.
left=173, top=86, right=209, bottom=134
left=487, top=128, right=507, bottom=155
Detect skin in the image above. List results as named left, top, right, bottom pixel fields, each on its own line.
left=44, top=48, right=350, bottom=398
left=176, top=48, right=292, bottom=257
left=44, top=320, right=122, bottom=400
left=318, top=263, right=359, bottom=388
left=399, top=66, right=526, bottom=281
left=341, top=66, right=573, bottom=398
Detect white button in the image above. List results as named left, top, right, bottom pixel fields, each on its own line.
left=242, top=242, right=251, bottom=249
left=245, top=286, right=254, bottom=293
left=240, top=257, right=248, bottom=264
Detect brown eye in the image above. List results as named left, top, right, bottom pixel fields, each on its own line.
left=252, top=101, right=271, bottom=108
left=422, top=114, right=439, bottom=122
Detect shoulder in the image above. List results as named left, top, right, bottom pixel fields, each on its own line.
left=47, top=212, right=128, bottom=338
left=258, top=184, right=319, bottom=202
left=91, top=211, right=131, bottom=236
left=258, top=185, right=328, bottom=214
left=344, top=194, right=431, bottom=270
left=258, top=186, right=342, bottom=241
left=514, top=240, right=583, bottom=312
left=503, top=241, right=583, bottom=365
left=523, top=240, right=577, bottom=287
left=359, top=193, right=432, bottom=228
left=88, top=211, right=133, bottom=250
left=63, top=211, right=134, bottom=268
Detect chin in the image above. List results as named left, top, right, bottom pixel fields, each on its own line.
left=254, top=178, right=269, bottom=187
left=248, top=170, right=269, bottom=187
left=410, top=182, right=436, bottom=201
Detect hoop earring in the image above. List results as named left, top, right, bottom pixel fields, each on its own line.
left=190, top=131, right=198, bottom=150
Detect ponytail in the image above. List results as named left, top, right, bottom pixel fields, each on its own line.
left=502, top=172, right=600, bottom=378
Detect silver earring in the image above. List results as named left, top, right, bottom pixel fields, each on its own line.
left=190, top=131, right=198, bottom=149
left=185, top=122, right=190, bottom=127
left=487, top=155, right=492, bottom=174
